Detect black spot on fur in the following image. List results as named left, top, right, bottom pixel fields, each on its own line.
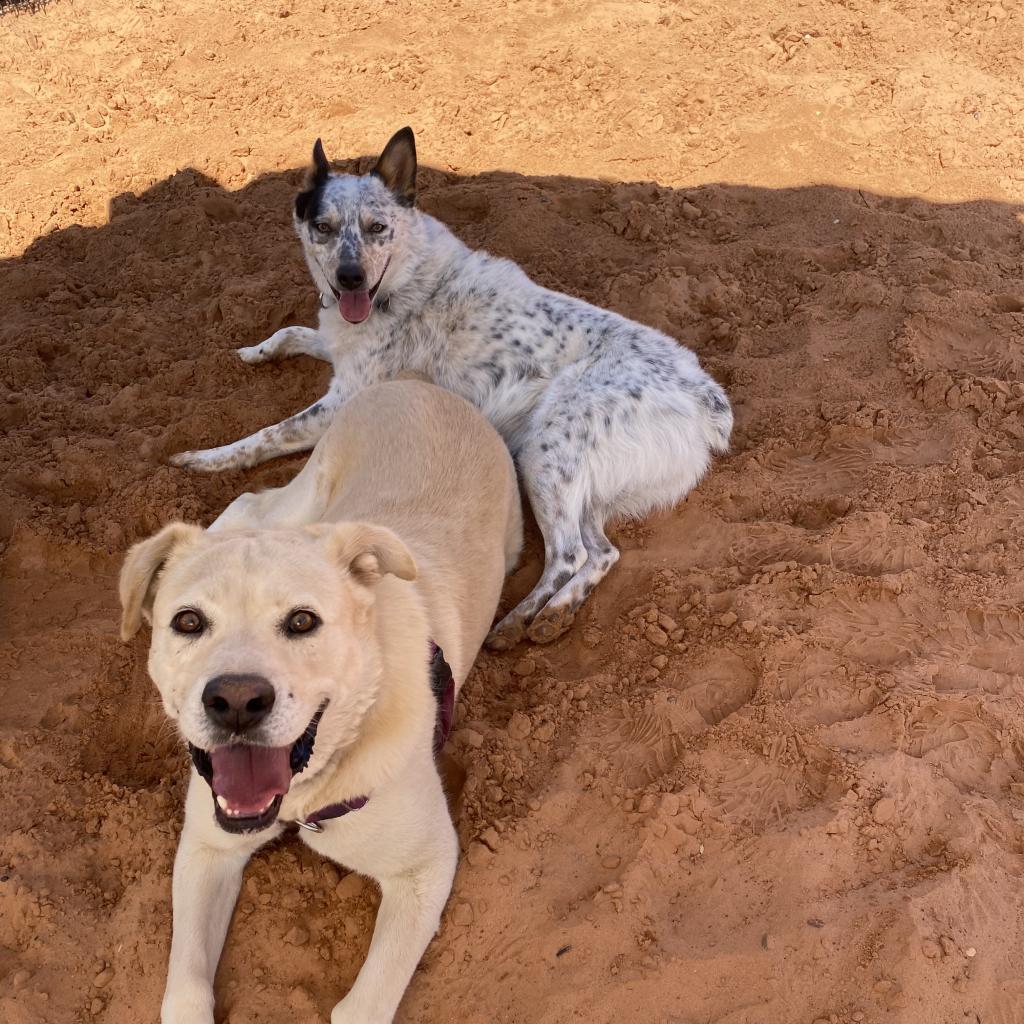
left=295, top=138, right=331, bottom=221
left=295, top=184, right=325, bottom=222
left=312, top=139, right=330, bottom=184
left=701, top=385, right=730, bottom=415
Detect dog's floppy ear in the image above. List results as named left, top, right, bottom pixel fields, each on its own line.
left=295, top=138, right=331, bottom=221
left=316, top=522, right=417, bottom=586
left=371, top=127, right=417, bottom=207
left=119, top=522, right=203, bottom=640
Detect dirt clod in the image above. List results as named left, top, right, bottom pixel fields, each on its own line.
left=871, top=798, right=896, bottom=824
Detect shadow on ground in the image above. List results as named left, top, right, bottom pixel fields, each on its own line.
left=3, top=159, right=1024, bottom=1023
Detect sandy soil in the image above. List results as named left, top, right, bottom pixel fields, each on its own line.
left=3, top=1, right=1024, bottom=1022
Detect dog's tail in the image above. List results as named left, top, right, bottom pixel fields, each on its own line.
left=698, top=380, right=733, bottom=454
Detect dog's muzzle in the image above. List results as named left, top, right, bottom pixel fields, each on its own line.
left=328, top=258, right=390, bottom=325
left=189, top=702, right=328, bottom=834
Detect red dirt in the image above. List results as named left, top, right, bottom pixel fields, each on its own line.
left=3, top=1, right=1024, bottom=1022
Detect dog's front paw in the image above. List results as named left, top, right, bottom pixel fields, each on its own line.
left=237, top=344, right=266, bottom=365
left=161, top=984, right=214, bottom=1024
left=169, top=447, right=238, bottom=473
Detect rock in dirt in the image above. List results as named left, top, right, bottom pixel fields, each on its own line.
left=335, top=873, right=365, bottom=900
left=646, top=625, right=669, bottom=647
left=508, top=711, right=532, bottom=740
left=456, top=728, right=484, bottom=748
left=467, top=841, right=494, bottom=867
left=533, top=721, right=555, bottom=742
left=451, top=902, right=474, bottom=927
left=871, top=798, right=896, bottom=824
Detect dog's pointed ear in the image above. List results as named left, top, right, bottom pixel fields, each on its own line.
left=316, top=522, right=417, bottom=586
left=295, top=138, right=331, bottom=221
left=311, top=138, right=331, bottom=186
left=119, top=523, right=203, bottom=640
left=371, top=127, right=417, bottom=207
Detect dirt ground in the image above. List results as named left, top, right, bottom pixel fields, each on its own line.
left=3, top=0, right=1024, bottom=1022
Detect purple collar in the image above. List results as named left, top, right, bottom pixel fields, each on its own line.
left=296, top=642, right=455, bottom=833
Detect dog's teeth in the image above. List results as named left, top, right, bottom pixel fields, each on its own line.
left=216, top=794, right=275, bottom=817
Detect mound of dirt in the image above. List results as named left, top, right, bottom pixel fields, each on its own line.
left=3, top=1, right=1024, bottom=1023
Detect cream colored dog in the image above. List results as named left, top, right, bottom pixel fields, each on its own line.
left=119, top=381, right=522, bottom=1024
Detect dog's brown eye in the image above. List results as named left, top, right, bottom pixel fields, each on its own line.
left=368, top=222, right=386, bottom=234
left=286, top=610, right=320, bottom=635
left=171, top=610, right=204, bottom=635
left=314, top=221, right=332, bottom=234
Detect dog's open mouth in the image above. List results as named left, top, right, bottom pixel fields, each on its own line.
left=189, top=703, right=328, bottom=834
left=331, top=259, right=390, bottom=325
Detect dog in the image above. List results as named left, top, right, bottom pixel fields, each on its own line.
left=170, top=127, right=733, bottom=648
left=121, top=380, right=522, bottom=1024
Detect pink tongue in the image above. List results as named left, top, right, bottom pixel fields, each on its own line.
left=209, top=745, right=292, bottom=814
left=339, top=289, right=371, bottom=323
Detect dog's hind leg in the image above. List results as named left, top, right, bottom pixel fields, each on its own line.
left=238, top=326, right=331, bottom=365
left=486, top=438, right=589, bottom=651
left=170, top=393, right=340, bottom=472
left=526, top=510, right=619, bottom=644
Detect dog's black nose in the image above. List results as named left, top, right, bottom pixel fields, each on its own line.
left=202, top=674, right=276, bottom=733
left=336, top=264, right=367, bottom=291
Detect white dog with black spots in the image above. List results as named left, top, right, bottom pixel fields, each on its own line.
left=172, top=127, right=733, bottom=648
